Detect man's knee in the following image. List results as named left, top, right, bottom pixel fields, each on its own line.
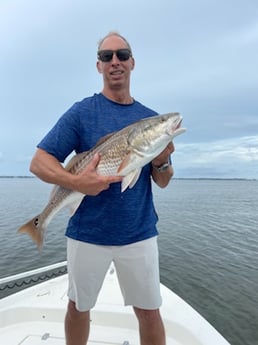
left=67, top=300, right=89, bottom=320
left=133, top=307, right=162, bottom=324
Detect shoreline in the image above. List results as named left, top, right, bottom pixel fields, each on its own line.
left=0, top=176, right=257, bottom=181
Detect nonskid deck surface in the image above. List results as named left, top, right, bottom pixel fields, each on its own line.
left=0, top=321, right=186, bottom=345
left=0, top=322, right=139, bottom=345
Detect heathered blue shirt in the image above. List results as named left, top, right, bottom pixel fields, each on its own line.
left=38, top=93, right=159, bottom=245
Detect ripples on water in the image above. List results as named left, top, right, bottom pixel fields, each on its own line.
left=154, top=179, right=258, bottom=345
left=0, top=178, right=257, bottom=345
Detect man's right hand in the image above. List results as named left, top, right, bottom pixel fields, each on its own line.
left=30, top=149, right=123, bottom=195
left=74, top=153, right=123, bottom=195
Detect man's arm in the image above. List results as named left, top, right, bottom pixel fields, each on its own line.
left=30, top=148, right=122, bottom=196
left=151, top=142, right=174, bottom=188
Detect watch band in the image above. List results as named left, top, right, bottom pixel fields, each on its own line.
left=152, top=162, right=170, bottom=172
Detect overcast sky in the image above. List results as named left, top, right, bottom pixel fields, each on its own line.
left=1, top=0, right=258, bottom=178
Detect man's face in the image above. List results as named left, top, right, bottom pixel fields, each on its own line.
left=97, top=35, right=135, bottom=90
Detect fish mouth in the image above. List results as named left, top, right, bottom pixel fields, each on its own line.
left=168, top=116, right=186, bottom=137
left=175, top=117, right=183, bottom=130
left=172, top=116, right=183, bottom=131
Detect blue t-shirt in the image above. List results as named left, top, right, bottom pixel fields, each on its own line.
left=38, top=93, right=159, bottom=245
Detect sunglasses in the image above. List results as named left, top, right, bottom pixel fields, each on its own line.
left=97, top=49, right=132, bottom=62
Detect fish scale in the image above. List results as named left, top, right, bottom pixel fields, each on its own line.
left=18, top=112, right=186, bottom=248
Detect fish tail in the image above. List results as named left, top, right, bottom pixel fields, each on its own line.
left=18, top=215, right=44, bottom=249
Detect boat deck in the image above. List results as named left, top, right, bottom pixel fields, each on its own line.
left=0, top=264, right=231, bottom=345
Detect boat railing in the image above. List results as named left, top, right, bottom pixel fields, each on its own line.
left=0, top=261, right=67, bottom=299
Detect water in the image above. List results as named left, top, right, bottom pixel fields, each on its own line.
left=0, top=178, right=257, bottom=345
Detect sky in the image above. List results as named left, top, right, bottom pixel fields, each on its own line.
left=0, top=0, right=258, bottom=178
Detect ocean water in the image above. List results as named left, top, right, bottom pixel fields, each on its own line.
left=0, top=177, right=257, bottom=345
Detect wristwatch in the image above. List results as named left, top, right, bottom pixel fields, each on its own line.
left=152, top=162, right=170, bottom=172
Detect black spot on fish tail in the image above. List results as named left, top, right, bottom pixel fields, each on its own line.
left=34, top=217, right=39, bottom=227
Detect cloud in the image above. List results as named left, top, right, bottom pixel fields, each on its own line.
left=0, top=0, right=257, bottom=178
left=173, top=136, right=258, bottom=179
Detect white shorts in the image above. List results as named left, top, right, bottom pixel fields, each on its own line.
left=67, top=237, right=162, bottom=312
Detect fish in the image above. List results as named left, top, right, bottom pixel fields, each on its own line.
left=18, top=112, right=186, bottom=248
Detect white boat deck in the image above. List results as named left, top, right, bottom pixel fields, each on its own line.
left=0, top=264, right=231, bottom=345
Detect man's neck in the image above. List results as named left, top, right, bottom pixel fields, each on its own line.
left=101, top=89, right=134, bottom=105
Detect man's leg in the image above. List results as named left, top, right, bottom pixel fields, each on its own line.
left=66, top=240, right=113, bottom=345
left=65, top=299, right=90, bottom=345
left=134, top=307, right=166, bottom=345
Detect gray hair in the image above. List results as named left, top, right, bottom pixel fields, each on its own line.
left=97, top=31, right=132, bottom=53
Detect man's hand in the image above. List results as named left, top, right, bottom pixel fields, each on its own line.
left=151, top=142, right=175, bottom=188
left=74, top=153, right=123, bottom=195
left=30, top=148, right=122, bottom=196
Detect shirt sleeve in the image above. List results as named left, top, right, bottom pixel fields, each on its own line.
left=37, top=103, right=81, bottom=162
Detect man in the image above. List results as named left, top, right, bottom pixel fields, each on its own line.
left=30, top=32, right=175, bottom=345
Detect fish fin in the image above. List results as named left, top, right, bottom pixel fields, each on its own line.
left=121, top=169, right=142, bottom=192
left=64, top=151, right=89, bottom=172
left=117, top=150, right=144, bottom=175
left=49, top=184, right=59, bottom=200
left=95, top=132, right=116, bottom=146
left=69, top=198, right=85, bottom=216
left=128, top=169, right=142, bottom=189
left=18, top=215, right=44, bottom=250
left=117, top=152, right=133, bottom=174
